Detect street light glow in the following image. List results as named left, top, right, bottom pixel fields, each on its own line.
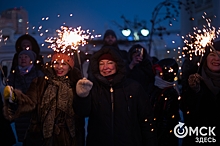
left=141, top=28, right=149, bottom=36
left=122, top=28, right=131, bottom=37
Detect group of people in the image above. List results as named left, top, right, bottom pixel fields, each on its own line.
left=0, top=28, right=219, bottom=146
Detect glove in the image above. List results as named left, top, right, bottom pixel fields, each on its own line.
left=76, top=77, right=93, bottom=97
left=188, top=73, right=203, bottom=93
left=3, top=85, right=16, bottom=103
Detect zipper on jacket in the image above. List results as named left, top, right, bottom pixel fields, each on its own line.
left=110, top=85, right=114, bottom=146
left=110, top=86, right=114, bottom=116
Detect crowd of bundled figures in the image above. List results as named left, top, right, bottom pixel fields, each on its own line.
left=0, top=29, right=219, bottom=146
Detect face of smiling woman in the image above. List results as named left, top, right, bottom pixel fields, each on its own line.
left=206, top=51, right=220, bottom=73
left=53, top=60, right=70, bottom=76
left=99, top=59, right=117, bottom=77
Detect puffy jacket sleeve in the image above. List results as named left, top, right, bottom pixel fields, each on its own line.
left=4, top=78, right=40, bottom=121
left=73, top=91, right=92, bottom=117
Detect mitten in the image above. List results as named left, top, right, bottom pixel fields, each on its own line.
left=76, top=77, right=93, bottom=97
left=188, top=73, right=203, bottom=93
left=3, top=85, right=16, bottom=103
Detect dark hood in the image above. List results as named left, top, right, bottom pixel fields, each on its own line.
left=103, top=29, right=117, bottom=40
left=128, top=44, right=148, bottom=62
left=90, top=46, right=127, bottom=86
left=15, top=34, right=41, bottom=54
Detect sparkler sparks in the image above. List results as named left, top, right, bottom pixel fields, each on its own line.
left=181, top=12, right=220, bottom=73
left=45, top=25, right=92, bottom=54
left=182, top=12, right=220, bottom=57
left=45, top=25, right=97, bottom=77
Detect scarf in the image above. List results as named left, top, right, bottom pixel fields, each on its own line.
left=202, top=67, right=220, bottom=96
left=40, top=75, right=75, bottom=138
left=18, top=64, right=33, bottom=75
left=154, top=75, right=180, bottom=95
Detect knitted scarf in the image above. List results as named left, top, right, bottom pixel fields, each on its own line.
left=40, top=75, right=75, bottom=138
left=202, top=67, right=220, bottom=96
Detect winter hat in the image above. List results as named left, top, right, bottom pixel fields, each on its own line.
left=19, top=50, right=36, bottom=62
left=51, top=53, right=74, bottom=69
left=103, top=29, right=117, bottom=40
left=204, top=39, right=220, bottom=56
left=128, top=44, right=147, bottom=60
left=213, top=39, right=220, bottom=51
left=98, top=53, right=116, bottom=62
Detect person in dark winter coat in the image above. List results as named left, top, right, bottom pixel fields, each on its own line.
left=149, top=58, right=181, bottom=146
left=127, top=44, right=155, bottom=92
left=10, top=34, right=44, bottom=72
left=3, top=52, right=85, bottom=146
left=181, top=40, right=220, bottom=146
left=102, top=29, right=128, bottom=62
left=180, top=45, right=200, bottom=102
left=0, top=93, right=16, bottom=146
left=75, top=46, right=157, bottom=146
left=7, top=50, right=44, bottom=143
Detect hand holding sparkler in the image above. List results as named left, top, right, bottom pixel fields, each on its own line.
left=76, top=77, right=93, bottom=97
left=188, top=73, right=203, bottom=93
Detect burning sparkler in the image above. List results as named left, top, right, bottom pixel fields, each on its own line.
left=182, top=12, right=220, bottom=71
left=45, top=25, right=93, bottom=77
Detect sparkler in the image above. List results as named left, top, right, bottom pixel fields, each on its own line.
left=0, top=11, right=101, bottom=80
left=45, top=25, right=92, bottom=77
left=182, top=12, right=220, bottom=72
left=0, top=65, right=8, bottom=86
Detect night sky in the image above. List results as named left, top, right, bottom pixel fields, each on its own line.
left=0, top=0, right=180, bottom=38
